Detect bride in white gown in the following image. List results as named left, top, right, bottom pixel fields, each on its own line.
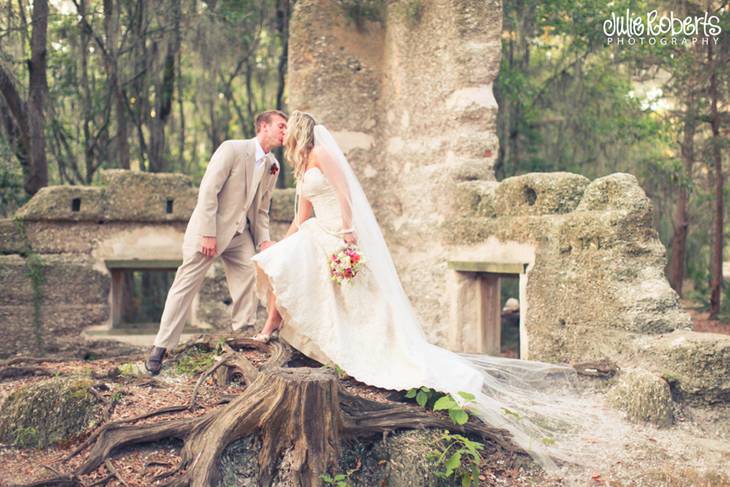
left=250, top=111, right=627, bottom=475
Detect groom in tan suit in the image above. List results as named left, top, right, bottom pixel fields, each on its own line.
left=145, top=110, right=288, bottom=374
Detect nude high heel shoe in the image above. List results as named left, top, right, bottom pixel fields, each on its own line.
left=251, top=323, right=283, bottom=343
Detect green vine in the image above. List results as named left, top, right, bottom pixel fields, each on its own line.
left=13, top=216, right=45, bottom=352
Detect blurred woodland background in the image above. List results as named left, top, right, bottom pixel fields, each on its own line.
left=0, top=0, right=729, bottom=319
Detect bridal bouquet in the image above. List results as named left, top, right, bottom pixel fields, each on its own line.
left=329, top=244, right=365, bottom=285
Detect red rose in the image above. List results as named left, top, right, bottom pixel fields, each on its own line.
left=344, top=268, right=353, bottom=277
left=270, top=164, right=279, bottom=175
left=351, top=255, right=360, bottom=264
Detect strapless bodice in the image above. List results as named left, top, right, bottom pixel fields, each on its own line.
left=299, top=167, right=343, bottom=234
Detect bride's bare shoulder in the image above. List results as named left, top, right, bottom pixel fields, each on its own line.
left=307, top=146, right=327, bottom=170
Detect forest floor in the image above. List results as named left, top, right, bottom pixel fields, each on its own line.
left=0, top=344, right=553, bottom=487
left=0, top=306, right=729, bottom=487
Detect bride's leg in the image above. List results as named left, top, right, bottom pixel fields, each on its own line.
left=259, top=288, right=283, bottom=335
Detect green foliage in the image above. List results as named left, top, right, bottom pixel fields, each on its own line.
left=428, top=430, right=484, bottom=487
left=320, top=472, right=349, bottom=487
left=405, top=388, right=475, bottom=426
left=323, top=362, right=349, bottom=380
left=321, top=462, right=360, bottom=486
left=0, top=140, right=25, bottom=217
left=117, top=363, right=140, bottom=377
left=497, top=0, right=730, bottom=307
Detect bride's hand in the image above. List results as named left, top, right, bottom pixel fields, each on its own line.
left=344, top=231, right=357, bottom=245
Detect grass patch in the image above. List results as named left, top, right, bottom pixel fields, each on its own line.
left=174, top=346, right=217, bottom=375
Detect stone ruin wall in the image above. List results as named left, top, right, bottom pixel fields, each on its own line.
left=287, top=0, right=730, bottom=404
left=0, top=170, right=293, bottom=356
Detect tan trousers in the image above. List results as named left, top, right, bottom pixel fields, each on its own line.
left=154, top=230, right=257, bottom=349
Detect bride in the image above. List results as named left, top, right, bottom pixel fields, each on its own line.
left=250, top=111, right=625, bottom=474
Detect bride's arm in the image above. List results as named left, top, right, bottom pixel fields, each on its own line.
left=284, top=195, right=312, bottom=238
left=312, top=146, right=354, bottom=241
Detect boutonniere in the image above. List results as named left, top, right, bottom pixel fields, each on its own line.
left=270, top=163, right=279, bottom=175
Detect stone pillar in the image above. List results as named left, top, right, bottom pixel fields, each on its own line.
left=288, top=0, right=503, bottom=346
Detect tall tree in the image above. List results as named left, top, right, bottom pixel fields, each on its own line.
left=707, top=35, right=726, bottom=318
left=0, top=0, right=49, bottom=196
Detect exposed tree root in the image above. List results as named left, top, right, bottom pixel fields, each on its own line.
left=16, top=335, right=521, bottom=487
left=0, top=365, right=53, bottom=381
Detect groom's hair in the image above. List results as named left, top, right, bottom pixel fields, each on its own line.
left=255, top=110, right=288, bottom=133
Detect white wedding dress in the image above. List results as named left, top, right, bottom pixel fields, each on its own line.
left=252, top=166, right=483, bottom=394
left=251, top=125, right=627, bottom=475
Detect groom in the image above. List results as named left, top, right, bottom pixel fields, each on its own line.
left=145, top=110, right=288, bottom=374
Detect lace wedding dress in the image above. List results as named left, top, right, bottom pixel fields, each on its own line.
left=251, top=125, right=626, bottom=474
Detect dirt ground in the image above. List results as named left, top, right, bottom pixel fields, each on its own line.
left=0, top=300, right=729, bottom=487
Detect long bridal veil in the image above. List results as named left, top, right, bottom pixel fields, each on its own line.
left=311, top=124, right=629, bottom=474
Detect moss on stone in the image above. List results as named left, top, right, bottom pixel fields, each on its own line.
left=0, top=377, right=102, bottom=448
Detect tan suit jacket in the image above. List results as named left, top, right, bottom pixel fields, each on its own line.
left=182, top=138, right=278, bottom=257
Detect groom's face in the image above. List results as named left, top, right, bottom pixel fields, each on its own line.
left=261, top=115, right=288, bottom=149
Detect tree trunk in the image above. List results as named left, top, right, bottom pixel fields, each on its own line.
left=104, top=0, right=130, bottom=169
left=708, top=39, right=724, bottom=319
left=26, top=0, right=49, bottom=195
left=0, top=66, right=31, bottom=180
left=668, top=97, right=697, bottom=296
left=275, top=0, right=290, bottom=188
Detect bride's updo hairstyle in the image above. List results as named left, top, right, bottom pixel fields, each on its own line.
left=284, top=110, right=317, bottom=180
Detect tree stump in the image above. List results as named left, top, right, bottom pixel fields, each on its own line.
left=23, top=337, right=520, bottom=487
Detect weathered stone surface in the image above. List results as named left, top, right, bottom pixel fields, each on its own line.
left=452, top=181, right=498, bottom=219
left=100, top=169, right=196, bottom=222
left=576, top=173, right=655, bottom=213
left=0, top=254, right=109, bottom=306
left=607, top=368, right=674, bottom=427
left=0, top=304, right=109, bottom=357
left=495, top=172, right=590, bottom=217
left=635, top=331, right=730, bottom=404
left=0, top=219, right=26, bottom=253
left=0, top=378, right=101, bottom=447
left=13, top=169, right=197, bottom=224
left=15, top=186, right=104, bottom=222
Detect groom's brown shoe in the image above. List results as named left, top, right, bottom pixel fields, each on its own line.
left=145, top=346, right=167, bottom=375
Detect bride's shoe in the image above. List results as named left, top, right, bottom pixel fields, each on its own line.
left=251, top=332, right=272, bottom=343
left=251, top=324, right=283, bottom=343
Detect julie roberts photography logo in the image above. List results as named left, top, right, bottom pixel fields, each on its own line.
left=603, top=9, right=722, bottom=46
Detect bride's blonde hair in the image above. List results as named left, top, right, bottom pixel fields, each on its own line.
left=284, top=110, right=317, bottom=180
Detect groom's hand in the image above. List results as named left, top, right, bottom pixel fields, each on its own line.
left=259, top=240, right=275, bottom=251
left=201, top=236, right=217, bottom=257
